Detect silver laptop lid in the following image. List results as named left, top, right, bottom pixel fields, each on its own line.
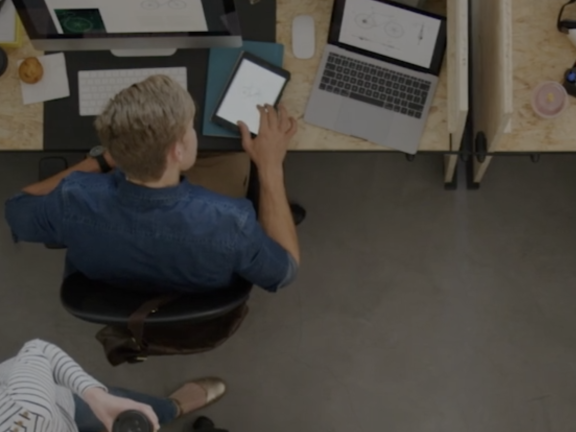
left=327, top=0, right=447, bottom=76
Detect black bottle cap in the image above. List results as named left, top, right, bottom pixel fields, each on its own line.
left=112, top=410, right=154, bottom=432
left=0, top=47, right=8, bottom=78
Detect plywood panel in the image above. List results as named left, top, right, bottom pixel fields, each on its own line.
left=472, top=0, right=513, bottom=149
left=472, top=0, right=513, bottom=182
left=493, top=0, right=576, bottom=152
left=447, top=0, right=468, bottom=150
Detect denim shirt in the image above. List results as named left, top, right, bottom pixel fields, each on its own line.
left=4, top=171, right=297, bottom=292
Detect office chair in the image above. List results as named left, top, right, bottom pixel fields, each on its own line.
left=61, top=272, right=251, bottom=327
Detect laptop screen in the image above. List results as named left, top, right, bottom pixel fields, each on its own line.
left=330, top=0, right=446, bottom=75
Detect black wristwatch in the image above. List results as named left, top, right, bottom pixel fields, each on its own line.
left=88, top=145, right=112, bottom=173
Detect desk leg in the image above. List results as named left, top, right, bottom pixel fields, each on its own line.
left=443, top=154, right=459, bottom=189
left=472, top=156, right=493, bottom=186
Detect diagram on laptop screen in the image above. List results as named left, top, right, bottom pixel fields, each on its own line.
left=141, top=0, right=187, bottom=10
left=339, top=0, right=441, bottom=69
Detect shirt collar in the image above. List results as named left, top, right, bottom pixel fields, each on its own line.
left=115, top=170, right=190, bottom=202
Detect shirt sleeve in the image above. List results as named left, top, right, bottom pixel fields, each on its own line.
left=234, top=204, right=299, bottom=292
left=4, top=187, right=65, bottom=245
left=4, top=340, right=106, bottom=422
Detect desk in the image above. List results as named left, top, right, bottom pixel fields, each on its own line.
left=0, top=37, right=42, bottom=151
left=471, top=0, right=576, bottom=185
left=0, top=0, right=468, bottom=185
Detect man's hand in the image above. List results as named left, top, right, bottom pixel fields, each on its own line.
left=238, top=103, right=301, bottom=269
left=82, top=388, right=160, bottom=432
left=238, top=104, right=297, bottom=174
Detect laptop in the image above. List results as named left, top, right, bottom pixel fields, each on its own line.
left=304, top=0, right=447, bottom=154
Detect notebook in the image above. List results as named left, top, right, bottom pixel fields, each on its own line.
left=0, top=0, right=21, bottom=48
left=203, top=41, right=284, bottom=138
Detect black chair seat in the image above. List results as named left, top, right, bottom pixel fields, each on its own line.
left=61, top=273, right=251, bottom=326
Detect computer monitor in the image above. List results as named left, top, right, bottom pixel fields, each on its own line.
left=12, top=0, right=242, bottom=56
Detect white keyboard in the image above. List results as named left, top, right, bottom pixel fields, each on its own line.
left=78, top=67, right=188, bottom=117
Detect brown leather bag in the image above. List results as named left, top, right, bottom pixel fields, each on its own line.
left=96, top=295, right=248, bottom=366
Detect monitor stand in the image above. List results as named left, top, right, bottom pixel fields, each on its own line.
left=111, top=48, right=177, bottom=57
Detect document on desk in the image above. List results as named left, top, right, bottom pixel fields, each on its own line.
left=0, top=0, right=17, bottom=43
left=44, top=0, right=208, bottom=34
left=18, top=54, right=70, bottom=105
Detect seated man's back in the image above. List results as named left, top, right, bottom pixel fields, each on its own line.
left=52, top=172, right=290, bottom=291
left=4, top=75, right=300, bottom=293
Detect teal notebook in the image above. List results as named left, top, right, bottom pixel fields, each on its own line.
left=203, top=41, right=285, bottom=138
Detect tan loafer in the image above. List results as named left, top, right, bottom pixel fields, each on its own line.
left=170, top=377, right=227, bottom=416
left=193, top=377, right=227, bottom=407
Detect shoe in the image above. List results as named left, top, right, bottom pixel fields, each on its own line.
left=170, top=378, right=227, bottom=416
left=194, top=378, right=226, bottom=406
left=192, top=416, right=215, bottom=431
left=290, top=203, right=306, bottom=226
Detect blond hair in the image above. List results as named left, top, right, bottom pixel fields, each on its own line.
left=95, top=75, right=195, bottom=182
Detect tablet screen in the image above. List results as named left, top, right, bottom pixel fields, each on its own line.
left=215, top=57, right=288, bottom=134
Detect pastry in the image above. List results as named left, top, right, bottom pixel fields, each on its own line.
left=19, top=57, right=44, bottom=84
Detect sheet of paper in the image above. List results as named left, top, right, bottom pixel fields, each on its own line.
left=44, top=0, right=208, bottom=34
left=0, top=0, right=17, bottom=43
left=339, top=0, right=441, bottom=69
left=19, top=53, right=70, bottom=105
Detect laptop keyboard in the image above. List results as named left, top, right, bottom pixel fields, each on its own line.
left=319, top=53, right=431, bottom=119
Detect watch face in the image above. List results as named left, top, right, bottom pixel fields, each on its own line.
left=89, top=145, right=105, bottom=158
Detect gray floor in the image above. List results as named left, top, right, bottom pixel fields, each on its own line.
left=2, top=152, right=576, bottom=432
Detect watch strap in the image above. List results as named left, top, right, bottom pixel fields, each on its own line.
left=94, top=154, right=112, bottom=173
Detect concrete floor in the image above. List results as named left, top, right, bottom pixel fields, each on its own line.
left=1, top=152, right=576, bottom=432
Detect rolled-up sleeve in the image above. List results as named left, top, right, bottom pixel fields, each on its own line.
left=4, top=187, right=64, bottom=245
left=235, top=205, right=299, bottom=292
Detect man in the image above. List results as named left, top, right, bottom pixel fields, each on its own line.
left=4, top=75, right=300, bottom=292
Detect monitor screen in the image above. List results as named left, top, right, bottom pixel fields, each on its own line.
left=13, top=0, right=237, bottom=39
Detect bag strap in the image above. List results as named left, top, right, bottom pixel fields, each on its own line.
left=127, top=294, right=180, bottom=345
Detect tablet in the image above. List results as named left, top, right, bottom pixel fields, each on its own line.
left=212, top=51, right=291, bottom=135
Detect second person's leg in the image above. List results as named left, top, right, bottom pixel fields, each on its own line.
left=74, top=387, right=178, bottom=432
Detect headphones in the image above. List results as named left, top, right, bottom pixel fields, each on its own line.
left=558, top=0, right=576, bottom=47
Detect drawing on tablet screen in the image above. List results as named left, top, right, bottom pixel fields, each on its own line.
left=241, top=84, right=262, bottom=101
left=141, top=0, right=187, bottom=10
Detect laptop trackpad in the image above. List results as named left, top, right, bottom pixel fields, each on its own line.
left=335, top=100, right=392, bottom=143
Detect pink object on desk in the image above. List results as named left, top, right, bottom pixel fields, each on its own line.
left=531, top=81, right=569, bottom=119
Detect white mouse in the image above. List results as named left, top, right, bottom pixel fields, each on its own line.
left=292, top=15, right=315, bottom=59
